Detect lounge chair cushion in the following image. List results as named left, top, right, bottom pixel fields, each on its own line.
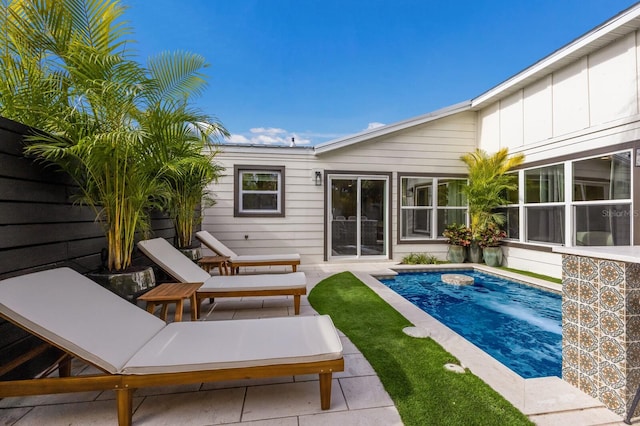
left=138, top=238, right=211, bottom=283
left=195, top=231, right=237, bottom=258
left=229, top=253, right=301, bottom=263
left=196, top=231, right=300, bottom=263
left=199, top=272, right=306, bottom=293
left=0, top=268, right=343, bottom=377
left=122, top=316, right=342, bottom=374
left=0, top=268, right=165, bottom=374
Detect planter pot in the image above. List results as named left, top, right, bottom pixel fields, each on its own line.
left=468, top=242, right=483, bottom=263
left=179, top=246, right=202, bottom=262
left=88, top=265, right=156, bottom=301
left=483, top=246, right=503, bottom=267
left=446, top=245, right=466, bottom=263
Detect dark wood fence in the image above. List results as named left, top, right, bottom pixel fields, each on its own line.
left=0, top=116, right=183, bottom=380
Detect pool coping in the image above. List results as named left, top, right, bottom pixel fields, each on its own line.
left=356, top=264, right=622, bottom=421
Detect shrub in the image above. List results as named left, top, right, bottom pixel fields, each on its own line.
left=401, top=253, right=442, bottom=265
left=442, top=223, right=472, bottom=247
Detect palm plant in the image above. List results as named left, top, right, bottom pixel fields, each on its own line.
left=137, top=51, right=228, bottom=249
left=460, top=148, right=524, bottom=238
left=0, top=0, right=226, bottom=270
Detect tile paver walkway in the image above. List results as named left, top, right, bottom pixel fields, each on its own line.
left=0, top=261, right=636, bottom=425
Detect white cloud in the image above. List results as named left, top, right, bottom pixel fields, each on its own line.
left=226, top=134, right=250, bottom=143
left=249, top=127, right=286, bottom=136
left=225, top=127, right=314, bottom=146
left=365, top=122, right=385, bottom=130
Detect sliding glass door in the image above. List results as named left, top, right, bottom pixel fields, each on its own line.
left=329, top=175, right=388, bottom=259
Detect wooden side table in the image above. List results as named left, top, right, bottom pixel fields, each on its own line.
left=137, top=282, right=203, bottom=322
left=198, top=255, right=230, bottom=275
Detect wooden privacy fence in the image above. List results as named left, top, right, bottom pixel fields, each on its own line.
left=0, top=116, right=182, bottom=379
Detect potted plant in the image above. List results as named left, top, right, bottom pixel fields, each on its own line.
left=135, top=54, right=228, bottom=258
left=1, top=1, right=223, bottom=299
left=442, top=223, right=472, bottom=263
left=460, top=148, right=524, bottom=264
left=477, top=223, right=507, bottom=266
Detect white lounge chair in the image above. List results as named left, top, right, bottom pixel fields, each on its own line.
left=0, top=267, right=343, bottom=426
left=195, top=230, right=301, bottom=274
left=137, top=238, right=307, bottom=315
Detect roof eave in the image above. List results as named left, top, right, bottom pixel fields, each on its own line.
left=471, top=3, right=640, bottom=110
left=314, top=100, right=472, bottom=155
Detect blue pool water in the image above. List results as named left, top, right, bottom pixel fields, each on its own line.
left=379, top=271, right=562, bottom=379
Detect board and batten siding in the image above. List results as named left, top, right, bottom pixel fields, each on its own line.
left=204, top=112, right=477, bottom=265
left=477, top=31, right=640, bottom=163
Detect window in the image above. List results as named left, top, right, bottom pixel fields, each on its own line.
left=524, top=164, right=565, bottom=244
left=504, top=149, right=632, bottom=247
left=571, top=152, right=631, bottom=246
left=400, top=176, right=467, bottom=240
left=495, top=172, right=519, bottom=239
left=234, top=165, right=285, bottom=217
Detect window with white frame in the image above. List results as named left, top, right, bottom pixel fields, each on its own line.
left=524, top=164, right=565, bottom=244
left=571, top=151, right=631, bottom=246
left=495, top=172, right=519, bottom=239
left=234, top=166, right=285, bottom=217
left=400, top=176, right=467, bottom=240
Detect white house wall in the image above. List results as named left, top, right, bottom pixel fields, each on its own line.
left=201, top=147, right=324, bottom=267
left=476, top=30, right=640, bottom=277
left=203, top=112, right=477, bottom=265
left=523, top=75, right=552, bottom=144
left=477, top=32, right=640, bottom=161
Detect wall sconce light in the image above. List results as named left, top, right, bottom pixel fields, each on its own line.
left=315, top=171, right=322, bottom=186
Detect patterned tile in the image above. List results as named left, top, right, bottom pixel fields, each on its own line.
left=563, top=300, right=579, bottom=324
left=600, top=337, right=625, bottom=363
left=562, top=255, right=580, bottom=278
left=563, top=254, right=640, bottom=417
left=579, top=280, right=599, bottom=305
left=600, top=260, right=625, bottom=287
left=579, top=304, right=599, bottom=328
left=563, top=365, right=579, bottom=387
left=625, top=368, right=640, bottom=395
left=600, top=311, right=625, bottom=338
left=626, top=263, right=640, bottom=289
left=580, top=257, right=599, bottom=281
left=600, top=361, right=625, bottom=388
left=579, top=374, right=599, bottom=398
left=627, top=316, right=640, bottom=342
left=563, top=343, right=580, bottom=369
left=628, top=342, right=640, bottom=367
left=600, top=286, right=625, bottom=314
left=563, top=278, right=579, bottom=301
left=628, top=289, right=640, bottom=315
left=600, top=387, right=625, bottom=415
left=580, top=352, right=598, bottom=375
left=564, top=322, right=579, bottom=346
left=579, top=328, right=598, bottom=352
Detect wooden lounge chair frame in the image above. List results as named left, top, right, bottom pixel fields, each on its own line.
left=0, top=268, right=344, bottom=426
left=195, top=282, right=307, bottom=315
left=138, top=238, right=307, bottom=315
left=196, top=231, right=301, bottom=274
left=0, top=341, right=343, bottom=426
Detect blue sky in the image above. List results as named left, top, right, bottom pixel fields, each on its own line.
left=124, top=0, right=637, bottom=146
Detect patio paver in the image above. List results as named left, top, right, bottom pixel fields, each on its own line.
left=0, top=261, right=635, bottom=425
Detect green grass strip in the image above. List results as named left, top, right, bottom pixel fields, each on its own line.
left=309, top=271, right=534, bottom=426
left=497, top=266, right=563, bottom=284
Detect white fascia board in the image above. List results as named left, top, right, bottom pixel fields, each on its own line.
left=313, top=100, right=472, bottom=155
left=471, top=3, right=640, bottom=110
left=205, top=144, right=315, bottom=156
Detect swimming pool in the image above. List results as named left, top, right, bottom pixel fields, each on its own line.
left=379, top=270, right=562, bottom=379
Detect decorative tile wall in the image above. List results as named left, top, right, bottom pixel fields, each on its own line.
left=562, top=255, right=640, bottom=416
